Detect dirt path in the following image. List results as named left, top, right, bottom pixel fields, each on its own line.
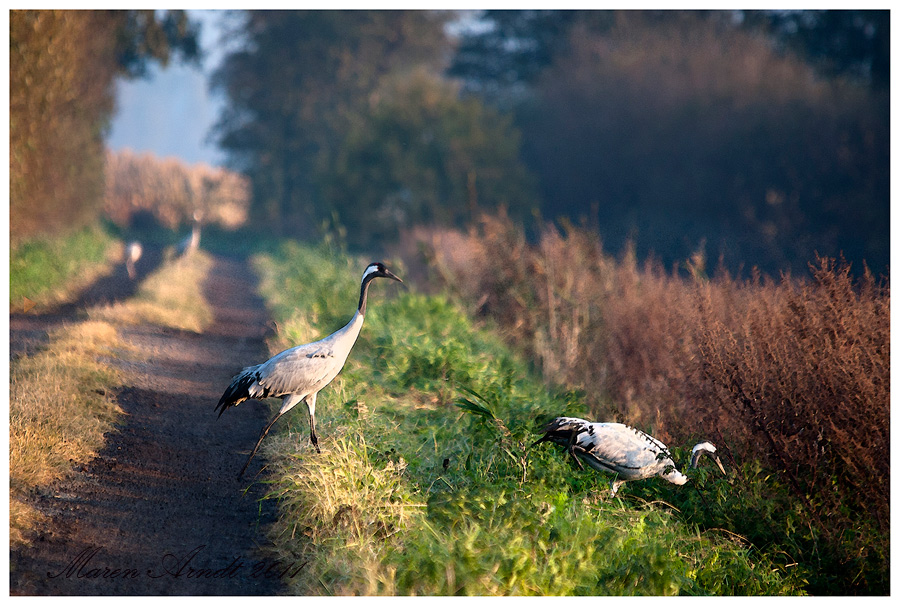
left=10, top=254, right=292, bottom=595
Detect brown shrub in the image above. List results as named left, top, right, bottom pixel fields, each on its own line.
left=103, top=149, right=250, bottom=229
left=691, top=258, right=889, bottom=521
left=413, top=212, right=889, bottom=534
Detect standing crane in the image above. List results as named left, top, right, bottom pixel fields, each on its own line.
left=176, top=210, right=203, bottom=257
left=216, top=261, right=403, bottom=478
left=532, top=416, right=726, bottom=496
left=125, top=241, right=143, bottom=280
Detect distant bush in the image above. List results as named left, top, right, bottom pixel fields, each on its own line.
left=415, top=212, right=889, bottom=594
left=104, top=149, right=250, bottom=230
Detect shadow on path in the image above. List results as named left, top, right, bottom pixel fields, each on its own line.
left=9, top=244, right=166, bottom=360
left=10, top=254, right=288, bottom=596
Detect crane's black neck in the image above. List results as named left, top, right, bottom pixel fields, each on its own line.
left=357, top=274, right=377, bottom=315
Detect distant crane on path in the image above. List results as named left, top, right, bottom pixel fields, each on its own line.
left=176, top=210, right=203, bottom=257
left=125, top=241, right=143, bottom=280
left=215, top=262, right=403, bottom=479
left=532, top=416, right=726, bottom=497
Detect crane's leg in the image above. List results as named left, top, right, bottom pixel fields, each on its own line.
left=306, top=392, right=320, bottom=453
left=566, top=433, right=585, bottom=470
left=238, top=410, right=285, bottom=479
left=238, top=393, right=305, bottom=479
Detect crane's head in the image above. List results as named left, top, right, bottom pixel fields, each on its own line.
left=363, top=262, right=403, bottom=284
left=690, top=442, right=726, bottom=475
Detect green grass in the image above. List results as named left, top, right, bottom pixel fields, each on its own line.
left=250, top=240, right=808, bottom=596
left=9, top=223, right=119, bottom=309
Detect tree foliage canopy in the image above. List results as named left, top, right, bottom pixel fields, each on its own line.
left=9, top=10, right=199, bottom=243
left=211, top=10, right=538, bottom=244
left=324, top=71, right=538, bottom=241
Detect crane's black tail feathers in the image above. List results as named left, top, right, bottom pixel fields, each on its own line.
left=215, top=367, right=260, bottom=417
left=531, top=417, right=588, bottom=448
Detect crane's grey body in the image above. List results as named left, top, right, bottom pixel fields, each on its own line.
left=224, top=310, right=364, bottom=419
left=177, top=222, right=201, bottom=257
left=216, top=262, right=402, bottom=478
left=534, top=416, right=725, bottom=496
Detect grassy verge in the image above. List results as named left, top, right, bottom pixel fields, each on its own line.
left=9, top=321, right=125, bottom=546
left=414, top=214, right=889, bottom=594
left=9, top=223, right=121, bottom=311
left=251, top=240, right=806, bottom=595
left=9, top=251, right=215, bottom=547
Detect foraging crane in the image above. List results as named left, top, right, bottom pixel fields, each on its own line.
left=216, top=261, right=403, bottom=478
left=176, top=210, right=203, bottom=257
left=532, top=416, right=726, bottom=497
left=125, top=241, right=143, bottom=280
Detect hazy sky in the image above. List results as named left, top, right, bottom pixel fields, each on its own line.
left=106, top=11, right=230, bottom=167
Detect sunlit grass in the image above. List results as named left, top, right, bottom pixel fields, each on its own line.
left=418, top=214, right=889, bottom=594
left=252, top=240, right=806, bottom=596
left=9, top=223, right=121, bottom=311
left=9, top=321, right=125, bottom=546
left=89, top=251, right=214, bottom=332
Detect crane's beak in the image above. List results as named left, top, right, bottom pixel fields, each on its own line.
left=529, top=434, right=550, bottom=449
left=711, top=454, right=726, bottom=475
left=690, top=443, right=727, bottom=475
left=694, top=451, right=726, bottom=475
left=382, top=268, right=403, bottom=283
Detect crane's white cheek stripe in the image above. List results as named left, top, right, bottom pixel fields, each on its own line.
left=362, top=265, right=380, bottom=282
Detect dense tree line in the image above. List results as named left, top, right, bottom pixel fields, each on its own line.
left=9, top=9, right=887, bottom=276
left=450, top=10, right=889, bottom=276
left=9, top=10, right=198, bottom=244
left=211, top=9, right=887, bottom=276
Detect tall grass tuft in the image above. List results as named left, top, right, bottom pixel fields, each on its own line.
left=414, top=212, right=888, bottom=594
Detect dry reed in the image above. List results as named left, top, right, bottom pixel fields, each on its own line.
left=412, top=212, right=889, bottom=558
left=104, top=149, right=250, bottom=229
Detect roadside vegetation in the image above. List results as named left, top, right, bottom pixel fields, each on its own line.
left=412, top=213, right=889, bottom=594
left=9, top=247, right=215, bottom=547
left=9, top=224, right=121, bottom=311
left=9, top=321, right=125, bottom=546
left=251, top=240, right=809, bottom=596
